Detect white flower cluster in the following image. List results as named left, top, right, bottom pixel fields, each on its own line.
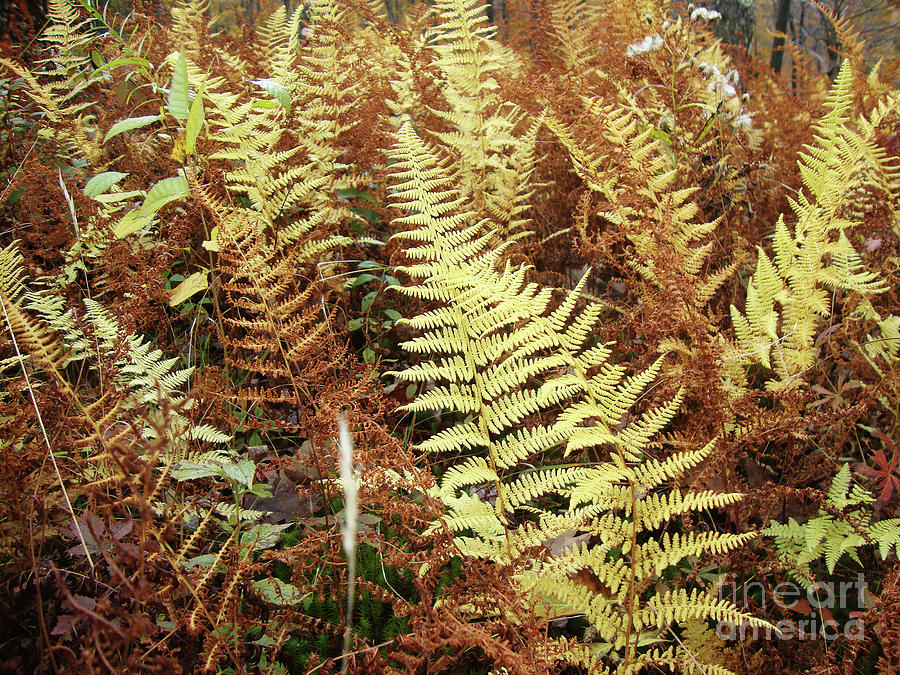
left=734, top=113, right=753, bottom=130
left=626, top=33, right=663, bottom=58
left=699, top=61, right=740, bottom=99
left=691, top=6, right=722, bottom=21
left=697, top=61, right=754, bottom=131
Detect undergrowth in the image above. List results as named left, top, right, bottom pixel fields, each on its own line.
left=0, top=0, right=898, bottom=673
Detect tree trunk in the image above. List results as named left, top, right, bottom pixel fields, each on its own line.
left=770, top=0, right=792, bottom=75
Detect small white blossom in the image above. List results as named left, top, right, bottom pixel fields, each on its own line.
left=626, top=33, right=663, bottom=58
left=734, top=113, right=753, bottom=130
left=699, top=62, right=739, bottom=99
left=691, top=6, right=722, bottom=21
left=657, top=114, right=675, bottom=132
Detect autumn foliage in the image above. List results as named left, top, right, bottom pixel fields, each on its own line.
left=0, top=0, right=899, bottom=673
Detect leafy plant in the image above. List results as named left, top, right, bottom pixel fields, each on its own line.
left=763, top=463, right=900, bottom=587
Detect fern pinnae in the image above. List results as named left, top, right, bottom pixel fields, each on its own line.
left=729, top=60, right=899, bottom=389
left=0, top=270, right=95, bottom=568
left=389, top=119, right=763, bottom=668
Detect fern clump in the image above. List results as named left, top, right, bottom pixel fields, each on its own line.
left=763, top=463, right=900, bottom=588
left=728, top=61, right=900, bottom=391
left=2, top=0, right=899, bottom=671
left=388, top=121, right=767, bottom=672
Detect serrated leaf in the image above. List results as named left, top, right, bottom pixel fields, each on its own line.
left=169, top=271, right=209, bottom=307
left=140, top=175, right=190, bottom=216
left=103, top=115, right=161, bottom=144
left=242, top=523, right=291, bottom=550
left=190, top=423, right=231, bottom=443
left=93, top=190, right=144, bottom=204
left=84, top=172, right=128, bottom=197
left=222, top=458, right=256, bottom=488
left=168, top=51, right=189, bottom=121
left=185, top=83, right=205, bottom=156
left=252, top=78, right=290, bottom=113
left=251, top=577, right=306, bottom=605
left=112, top=209, right=150, bottom=238
left=171, top=461, right=221, bottom=482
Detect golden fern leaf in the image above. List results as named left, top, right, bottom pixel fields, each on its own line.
left=730, top=61, right=898, bottom=389
left=389, top=122, right=764, bottom=669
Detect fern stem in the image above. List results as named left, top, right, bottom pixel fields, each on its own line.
left=620, top=441, right=639, bottom=672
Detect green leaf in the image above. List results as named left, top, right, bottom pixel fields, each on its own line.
left=242, top=523, right=291, bottom=550
left=347, top=273, right=379, bottom=288
left=84, top=172, right=128, bottom=198
left=251, top=578, right=306, bottom=605
left=168, top=271, right=209, bottom=307
left=95, top=56, right=153, bottom=73
left=139, top=175, right=190, bottom=216
left=252, top=78, right=290, bottom=114
left=112, top=209, right=149, bottom=238
left=183, top=553, right=219, bottom=569
left=103, top=115, right=161, bottom=144
left=248, top=483, right=273, bottom=498
left=167, top=51, right=190, bottom=121
left=185, top=82, right=205, bottom=156
left=383, top=308, right=402, bottom=321
left=361, top=290, right=377, bottom=312
left=222, top=458, right=256, bottom=489
left=93, top=189, right=143, bottom=204
left=171, top=461, right=221, bottom=482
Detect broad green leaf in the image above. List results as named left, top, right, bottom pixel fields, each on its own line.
left=111, top=174, right=188, bottom=238
left=139, top=175, right=189, bottom=216
left=95, top=56, right=153, bottom=72
left=103, top=115, right=161, bottom=144
left=168, top=270, right=208, bottom=307
left=221, top=458, right=256, bottom=488
left=183, top=553, right=220, bottom=569
left=84, top=172, right=128, bottom=198
left=251, top=577, right=306, bottom=605
left=185, top=82, right=205, bottom=156
left=252, top=78, right=290, bottom=114
left=112, top=210, right=149, bottom=238
left=242, top=523, right=291, bottom=550
left=171, top=461, right=220, bottom=482
left=93, top=190, right=144, bottom=204
left=347, top=272, right=379, bottom=288
left=167, top=51, right=189, bottom=121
